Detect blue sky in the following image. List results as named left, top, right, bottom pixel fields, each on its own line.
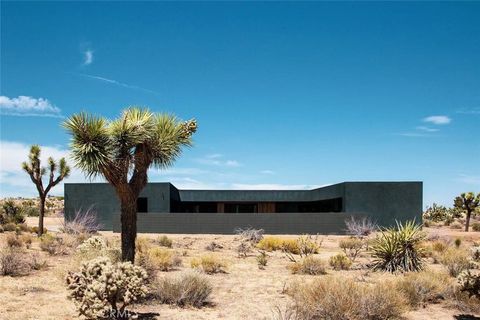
left=0, top=2, right=479, bottom=207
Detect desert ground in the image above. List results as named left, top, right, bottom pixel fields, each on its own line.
left=0, top=216, right=479, bottom=320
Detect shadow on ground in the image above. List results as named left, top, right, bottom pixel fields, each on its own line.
left=454, top=315, right=480, bottom=320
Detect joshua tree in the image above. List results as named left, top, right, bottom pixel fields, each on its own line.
left=63, top=108, right=196, bottom=262
left=454, top=192, right=480, bottom=232
left=22, top=145, right=70, bottom=235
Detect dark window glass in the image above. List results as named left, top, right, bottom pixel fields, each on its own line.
left=137, top=197, right=148, bottom=213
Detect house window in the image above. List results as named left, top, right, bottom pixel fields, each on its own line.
left=137, top=197, right=148, bottom=213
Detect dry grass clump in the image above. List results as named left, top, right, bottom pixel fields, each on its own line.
left=190, top=254, right=227, bottom=274
left=395, top=270, right=453, bottom=308
left=61, top=207, right=101, bottom=235
left=289, top=257, right=327, bottom=275
left=257, top=237, right=290, bottom=252
left=156, top=235, right=173, bottom=248
left=257, top=251, right=268, bottom=269
left=155, top=271, right=213, bottom=307
left=287, top=276, right=405, bottom=320
left=2, top=222, right=17, bottom=232
left=205, top=241, right=223, bottom=252
left=143, top=247, right=182, bottom=272
left=39, top=233, right=75, bottom=255
left=329, top=253, right=352, bottom=270
left=234, top=227, right=264, bottom=243
left=450, top=221, right=463, bottom=230
left=439, top=248, right=471, bottom=277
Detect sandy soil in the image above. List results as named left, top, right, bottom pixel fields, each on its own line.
left=0, top=218, right=479, bottom=320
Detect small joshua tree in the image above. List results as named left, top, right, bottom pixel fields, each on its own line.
left=22, top=145, right=70, bottom=236
left=454, top=192, right=480, bottom=232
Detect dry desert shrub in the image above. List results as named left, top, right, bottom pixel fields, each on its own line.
left=339, top=237, right=364, bottom=262
left=235, top=227, right=264, bottom=244
left=329, top=253, right=352, bottom=270
left=450, top=221, right=463, bottom=230
left=6, top=233, right=24, bottom=248
left=29, top=252, right=48, bottom=271
left=257, top=251, right=268, bottom=269
left=75, top=236, right=121, bottom=263
left=143, top=247, right=182, bottom=272
left=257, top=236, right=288, bottom=252
left=39, top=233, right=75, bottom=255
left=156, top=235, right=173, bottom=248
left=155, top=271, right=213, bottom=307
left=2, top=222, right=17, bottom=232
left=289, top=256, right=327, bottom=275
left=287, top=276, right=405, bottom=320
left=190, top=254, right=226, bottom=274
left=345, top=216, right=377, bottom=237
left=236, top=242, right=251, bottom=258
left=205, top=241, right=223, bottom=252
left=62, top=207, right=101, bottom=235
left=440, top=248, right=471, bottom=277
left=395, top=270, right=453, bottom=308
left=0, top=249, right=31, bottom=276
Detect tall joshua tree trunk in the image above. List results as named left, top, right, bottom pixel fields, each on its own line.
left=119, top=193, right=138, bottom=262
left=39, top=196, right=46, bottom=235
left=465, top=209, right=472, bottom=232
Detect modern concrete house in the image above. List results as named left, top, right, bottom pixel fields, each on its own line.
left=64, top=181, right=422, bottom=234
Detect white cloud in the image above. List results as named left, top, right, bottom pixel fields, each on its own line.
left=260, top=170, right=275, bottom=175
left=456, top=174, right=480, bottom=186
left=416, top=126, right=439, bottom=132
left=197, top=154, right=242, bottom=167
left=83, top=49, right=93, bottom=65
left=230, top=183, right=322, bottom=190
left=423, top=115, right=451, bottom=125
left=0, top=96, right=62, bottom=117
left=76, top=73, right=159, bottom=95
left=456, top=107, right=480, bottom=115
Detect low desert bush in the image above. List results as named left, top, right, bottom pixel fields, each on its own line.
left=345, top=216, right=377, bottom=237
left=450, top=221, right=463, bottom=230
left=431, top=240, right=449, bottom=253
left=30, top=226, right=48, bottom=234
left=472, top=222, right=480, bottom=232
left=234, top=227, right=264, bottom=244
left=17, top=223, right=29, bottom=232
left=3, top=222, right=16, bottom=232
left=288, top=276, right=405, bottom=320
left=205, top=241, right=223, bottom=252
left=0, top=225, right=3, bottom=233
left=257, top=236, right=286, bottom=252
left=370, top=220, right=426, bottom=273
left=339, top=237, right=363, bottom=262
left=190, top=255, right=226, bottom=274
left=155, top=271, right=212, bottom=307
left=282, top=239, right=301, bottom=255
left=1, top=200, right=25, bottom=224
left=156, top=235, right=173, bottom=248
left=236, top=242, right=251, bottom=258
left=440, top=248, right=471, bottom=277
left=135, top=237, right=152, bottom=255
left=395, top=270, right=453, bottom=308
left=329, top=254, right=352, bottom=270
left=29, top=252, right=48, bottom=271
left=0, top=249, right=31, bottom=276
left=21, top=233, right=33, bottom=249
left=454, top=238, right=462, bottom=248
left=66, top=257, right=148, bottom=319
left=296, top=235, right=321, bottom=257
left=143, top=247, right=182, bottom=272
left=40, top=233, right=74, bottom=255
left=257, top=251, right=268, bottom=269
left=6, top=233, right=24, bottom=248
left=289, top=257, right=327, bottom=275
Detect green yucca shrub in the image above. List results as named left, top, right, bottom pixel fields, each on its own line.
left=370, top=220, right=426, bottom=273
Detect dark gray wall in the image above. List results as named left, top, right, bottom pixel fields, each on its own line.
left=65, top=181, right=422, bottom=233
left=343, top=182, right=423, bottom=227
left=65, top=183, right=173, bottom=230
left=112, top=212, right=359, bottom=234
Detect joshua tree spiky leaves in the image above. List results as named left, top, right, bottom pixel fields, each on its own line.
left=22, top=145, right=70, bottom=236
left=454, top=192, right=480, bottom=232
left=63, top=108, right=197, bottom=262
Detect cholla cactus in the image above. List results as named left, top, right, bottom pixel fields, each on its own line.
left=66, top=257, right=148, bottom=319
left=458, top=270, right=480, bottom=299
left=76, top=236, right=121, bottom=263
left=77, top=236, right=108, bottom=253
left=472, top=245, right=480, bottom=262
left=454, top=192, right=480, bottom=232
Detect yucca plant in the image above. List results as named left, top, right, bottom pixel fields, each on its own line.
left=370, top=220, right=426, bottom=273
